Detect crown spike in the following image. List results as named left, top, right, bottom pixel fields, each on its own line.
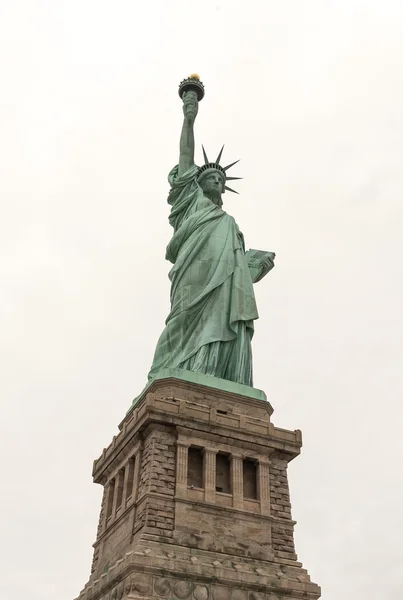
left=202, top=145, right=209, bottom=164
left=226, top=176, right=242, bottom=181
left=216, top=145, right=225, bottom=165
left=223, top=159, right=240, bottom=171
left=225, top=185, right=239, bottom=194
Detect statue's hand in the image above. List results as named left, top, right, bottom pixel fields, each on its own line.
left=261, top=255, right=275, bottom=271
left=182, top=90, right=198, bottom=122
left=246, top=250, right=275, bottom=284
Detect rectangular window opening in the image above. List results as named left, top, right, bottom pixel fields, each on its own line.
left=216, top=453, right=231, bottom=494
left=243, top=459, right=257, bottom=500
left=187, top=447, right=203, bottom=488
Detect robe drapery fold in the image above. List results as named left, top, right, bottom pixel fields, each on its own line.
left=148, top=165, right=259, bottom=386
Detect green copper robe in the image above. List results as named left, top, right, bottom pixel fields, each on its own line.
left=148, top=164, right=259, bottom=386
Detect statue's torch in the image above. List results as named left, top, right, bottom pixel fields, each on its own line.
left=178, top=74, right=205, bottom=101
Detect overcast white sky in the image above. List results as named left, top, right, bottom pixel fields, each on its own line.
left=1, top=1, right=402, bottom=598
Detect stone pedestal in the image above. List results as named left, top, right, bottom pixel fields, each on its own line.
left=74, top=373, right=321, bottom=600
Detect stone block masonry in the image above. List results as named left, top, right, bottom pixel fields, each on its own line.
left=74, top=375, right=320, bottom=600
left=138, top=428, right=176, bottom=497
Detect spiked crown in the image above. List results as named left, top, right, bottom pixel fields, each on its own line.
left=197, top=145, right=242, bottom=194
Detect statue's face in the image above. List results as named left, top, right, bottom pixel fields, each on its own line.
left=199, top=171, right=225, bottom=204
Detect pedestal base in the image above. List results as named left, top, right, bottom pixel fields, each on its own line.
left=74, top=375, right=321, bottom=600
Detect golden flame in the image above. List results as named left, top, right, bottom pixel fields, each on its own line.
left=189, top=73, right=200, bottom=80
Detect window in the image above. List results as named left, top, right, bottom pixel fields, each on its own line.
left=243, top=459, right=257, bottom=500
left=187, top=447, right=203, bottom=488
left=216, top=453, right=231, bottom=493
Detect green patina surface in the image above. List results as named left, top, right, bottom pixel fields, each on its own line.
left=147, top=77, right=275, bottom=390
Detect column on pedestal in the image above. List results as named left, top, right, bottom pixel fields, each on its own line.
left=103, top=478, right=116, bottom=528
left=230, top=453, right=244, bottom=509
left=124, top=455, right=136, bottom=504
left=203, top=447, right=217, bottom=503
left=131, top=450, right=141, bottom=501
left=258, top=457, right=271, bottom=515
left=176, top=441, right=189, bottom=498
left=122, top=465, right=130, bottom=505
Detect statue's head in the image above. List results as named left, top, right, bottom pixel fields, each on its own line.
left=198, top=169, right=226, bottom=205
left=197, top=146, right=241, bottom=205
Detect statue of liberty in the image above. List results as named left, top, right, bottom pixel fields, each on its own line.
left=148, top=76, right=275, bottom=387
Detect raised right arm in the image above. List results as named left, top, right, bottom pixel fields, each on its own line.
left=178, top=91, right=198, bottom=177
